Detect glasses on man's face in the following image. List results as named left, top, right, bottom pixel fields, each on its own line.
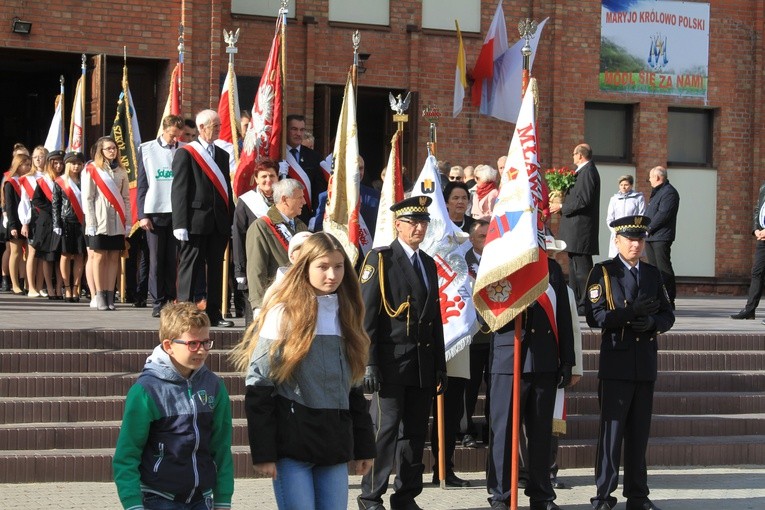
left=172, top=338, right=214, bottom=352
left=399, top=218, right=430, bottom=228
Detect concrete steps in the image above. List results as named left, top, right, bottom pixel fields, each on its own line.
left=1, top=328, right=764, bottom=481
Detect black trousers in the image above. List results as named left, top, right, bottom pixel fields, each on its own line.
left=567, top=252, right=593, bottom=310
left=742, top=240, right=765, bottom=313
left=177, top=232, right=228, bottom=321
left=146, top=224, right=177, bottom=309
left=645, top=241, right=676, bottom=303
left=430, top=376, right=466, bottom=476
left=592, top=379, right=655, bottom=508
left=126, top=229, right=148, bottom=301
left=463, top=342, right=490, bottom=438
left=359, top=383, right=433, bottom=509
left=488, top=371, right=557, bottom=506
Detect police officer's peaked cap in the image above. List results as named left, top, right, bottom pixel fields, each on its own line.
left=391, top=196, right=432, bottom=221
left=610, top=215, right=651, bottom=238
left=47, top=150, right=65, bottom=161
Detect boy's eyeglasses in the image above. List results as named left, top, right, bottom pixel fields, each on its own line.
left=172, top=339, right=214, bottom=351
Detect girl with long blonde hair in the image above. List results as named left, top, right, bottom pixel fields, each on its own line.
left=20, top=145, right=47, bottom=296
left=2, top=154, right=31, bottom=293
left=230, top=232, right=374, bottom=509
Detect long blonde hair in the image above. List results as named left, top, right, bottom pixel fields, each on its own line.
left=230, top=232, right=369, bottom=384
left=30, top=146, right=47, bottom=175
left=1, top=154, right=30, bottom=208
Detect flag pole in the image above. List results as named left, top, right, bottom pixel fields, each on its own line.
left=509, top=19, right=539, bottom=510
left=421, top=102, right=446, bottom=489
left=352, top=30, right=360, bottom=94
left=279, top=0, right=288, bottom=158
left=178, top=20, right=185, bottom=112
left=120, top=46, right=127, bottom=304
left=59, top=75, right=66, bottom=150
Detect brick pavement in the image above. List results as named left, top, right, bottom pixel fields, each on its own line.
left=3, top=467, right=765, bottom=509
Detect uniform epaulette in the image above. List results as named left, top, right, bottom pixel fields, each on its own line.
left=373, top=246, right=392, bottom=252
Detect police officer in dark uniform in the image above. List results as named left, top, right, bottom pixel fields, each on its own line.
left=357, top=196, right=448, bottom=510
left=586, top=215, right=675, bottom=510
left=487, top=237, right=575, bottom=510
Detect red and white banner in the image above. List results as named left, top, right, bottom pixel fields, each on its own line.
left=471, top=1, right=507, bottom=108
left=235, top=13, right=283, bottom=197
left=372, top=130, right=405, bottom=248
left=157, top=62, right=182, bottom=138
left=217, top=62, right=241, bottom=168
left=412, top=155, right=477, bottom=360
left=68, top=71, right=86, bottom=153
left=473, top=78, right=549, bottom=330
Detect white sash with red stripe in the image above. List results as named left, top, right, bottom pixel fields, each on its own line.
left=183, top=142, right=230, bottom=208
left=284, top=151, right=312, bottom=207
left=36, top=176, right=54, bottom=203
left=86, top=163, right=126, bottom=226
left=55, top=176, right=84, bottom=224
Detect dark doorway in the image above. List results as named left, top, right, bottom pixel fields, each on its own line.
left=313, top=84, right=418, bottom=187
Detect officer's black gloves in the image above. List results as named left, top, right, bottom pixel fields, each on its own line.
left=435, top=370, right=448, bottom=395
left=557, top=364, right=573, bottom=388
left=363, top=365, right=382, bottom=394
left=632, top=295, right=660, bottom=317
left=631, top=315, right=655, bottom=332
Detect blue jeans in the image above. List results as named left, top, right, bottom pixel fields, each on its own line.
left=142, top=493, right=213, bottom=510
left=273, top=457, right=349, bottom=510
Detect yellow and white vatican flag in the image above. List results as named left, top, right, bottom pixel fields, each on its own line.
left=323, top=71, right=362, bottom=265
left=412, top=155, right=477, bottom=360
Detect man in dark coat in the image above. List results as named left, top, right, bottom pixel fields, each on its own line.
left=731, top=181, right=765, bottom=321
left=358, top=196, right=448, bottom=510
left=586, top=215, right=675, bottom=510
left=644, top=166, right=680, bottom=308
left=171, top=109, right=235, bottom=327
left=286, top=114, right=325, bottom=223
left=550, top=143, right=601, bottom=315
left=486, top=240, right=575, bottom=510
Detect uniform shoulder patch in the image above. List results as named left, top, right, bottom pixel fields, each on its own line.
left=588, top=283, right=602, bottom=303
left=360, top=264, right=376, bottom=283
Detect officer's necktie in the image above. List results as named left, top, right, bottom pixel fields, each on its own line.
left=627, top=266, right=639, bottom=301
left=412, top=253, right=427, bottom=290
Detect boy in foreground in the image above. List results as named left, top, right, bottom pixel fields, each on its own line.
left=113, top=302, right=234, bottom=509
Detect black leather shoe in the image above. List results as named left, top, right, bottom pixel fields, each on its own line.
left=593, top=502, right=612, bottom=510
left=444, top=473, right=471, bottom=487
left=731, top=309, right=755, bottom=320
left=357, top=497, right=386, bottom=510
left=211, top=318, right=234, bottom=328
left=133, top=300, right=147, bottom=308
left=530, top=502, right=561, bottom=510
left=461, top=434, right=477, bottom=448
left=152, top=308, right=161, bottom=318
left=626, top=499, right=662, bottom=510
left=551, top=477, right=570, bottom=489
left=390, top=503, right=422, bottom=510
left=490, top=501, right=510, bottom=510
left=518, top=478, right=528, bottom=489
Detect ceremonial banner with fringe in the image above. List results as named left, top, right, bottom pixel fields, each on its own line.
left=323, top=71, right=361, bottom=265
left=217, top=61, right=241, bottom=167
left=44, top=91, right=65, bottom=152
left=68, top=70, right=86, bottom=153
left=412, top=156, right=478, bottom=360
left=235, top=13, right=283, bottom=197
left=372, top=130, right=405, bottom=248
left=111, top=66, right=142, bottom=226
left=157, top=62, right=182, bottom=137
left=453, top=20, right=468, bottom=118
left=473, top=78, right=548, bottom=330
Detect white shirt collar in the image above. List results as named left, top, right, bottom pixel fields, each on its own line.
left=618, top=254, right=640, bottom=272
left=398, top=239, right=419, bottom=261
left=575, top=160, right=589, bottom=173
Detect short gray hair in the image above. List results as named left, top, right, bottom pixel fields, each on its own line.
left=195, top=109, right=219, bottom=129
left=273, top=178, right=304, bottom=203
left=475, top=164, right=498, bottom=183
left=650, top=166, right=667, bottom=180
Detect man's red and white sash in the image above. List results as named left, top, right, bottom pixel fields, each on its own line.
left=183, top=142, right=230, bottom=209
left=285, top=151, right=312, bottom=207
left=86, top=163, right=126, bottom=226
left=55, top=176, right=84, bottom=224
left=36, top=175, right=54, bottom=203
left=261, top=216, right=292, bottom=253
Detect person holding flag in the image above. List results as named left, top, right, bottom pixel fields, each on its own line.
left=171, top=110, right=235, bottom=328
left=357, top=196, right=447, bottom=510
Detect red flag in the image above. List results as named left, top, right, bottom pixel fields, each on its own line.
left=372, top=130, right=405, bottom=248
left=471, top=1, right=508, bottom=107
left=217, top=61, right=241, bottom=166
left=234, top=15, right=283, bottom=197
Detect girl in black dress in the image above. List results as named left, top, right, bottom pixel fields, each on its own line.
left=53, top=152, right=87, bottom=302
left=1, top=153, right=31, bottom=294
left=32, top=150, right=65, bottom=299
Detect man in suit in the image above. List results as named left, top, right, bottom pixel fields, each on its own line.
left=244, top=178, right=308, bottom=314
left=171, top=109, right=235, bottom=327
left=486, top=235, right=575, bottom=510
left=286, top=114, right=325, bottom=222
left=358, top=196, right=448, bottom=510
left=731, top=181, right=765, bottom=321
left=137, top=114, right=184, bottom=318
left=644, top=166, right=680, bottom=309
left=586, top=215, right=675, bottom=510
left=550, top=143, right=601, bottom=315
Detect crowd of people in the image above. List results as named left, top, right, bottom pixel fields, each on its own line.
left=3, top=118, right=688, bottom=510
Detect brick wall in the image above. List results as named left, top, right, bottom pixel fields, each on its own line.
left=1, top=0, right=763, bottom=284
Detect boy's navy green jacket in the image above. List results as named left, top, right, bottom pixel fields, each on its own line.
left=113, top=345, right=234, bottom=510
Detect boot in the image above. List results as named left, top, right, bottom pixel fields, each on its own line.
left=0, top=275, right=10, bottom=292
left=106, top=290, right=116, bottom=310
left=97, top=290, right=109, bottom=311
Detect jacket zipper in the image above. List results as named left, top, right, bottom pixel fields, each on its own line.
left=186, top=379, right=201, bottom=503
left=153, top=442, right=165, bottom=472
